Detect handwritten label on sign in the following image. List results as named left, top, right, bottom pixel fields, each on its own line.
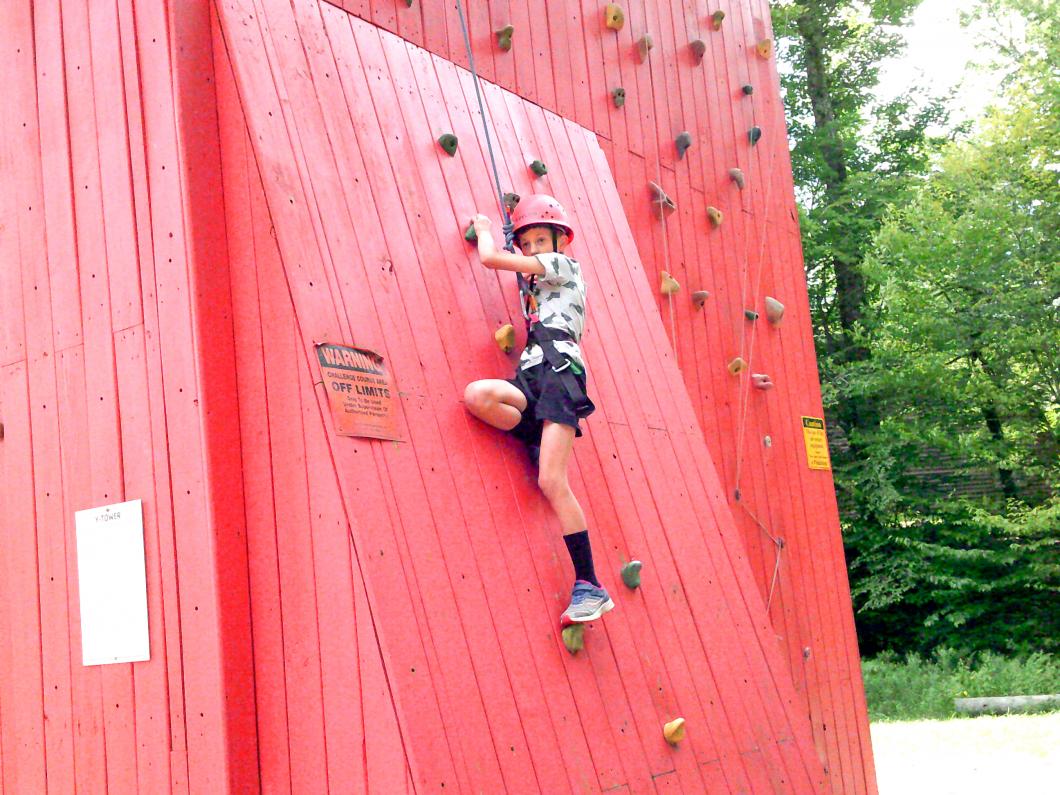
left=801, top=416, right=831, bottom=470
left=316, top=343, right=401, bottom=441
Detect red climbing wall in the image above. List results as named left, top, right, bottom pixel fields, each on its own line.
left=1, top=0, right=874, bottom=793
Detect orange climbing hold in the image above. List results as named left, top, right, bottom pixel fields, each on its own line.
left=494, top=324, right=515, bottom=353
left=756, top=38, right=773, bottom=59
left=604, top=4, right=625, bottom=31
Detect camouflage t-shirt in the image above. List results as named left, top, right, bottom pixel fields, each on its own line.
left=519, top=253, right=587, bottom=372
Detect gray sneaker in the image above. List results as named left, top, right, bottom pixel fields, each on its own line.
left=561, top=580, right=615, bottom=626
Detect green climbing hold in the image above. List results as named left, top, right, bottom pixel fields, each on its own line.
left=404, top=0, right=413, bottom=7
left=438, top=133, right=458, bottom=156
left=675, top=131, right=693, bottom=159
left=465, top=223, right=478, bottom=243
left=612, top=87, right=626, bottom=108
left=744, top=309, right=759, bottom=321
left=529, top=159, right=548, bottom=177
left=562, top=623, right=585, bottom=654
left=621, top=560, right=643, bottom=589
left=496, top=24, right=514, bottom=52
left=690, top=39, right=706, bottom=63
left=742, top=84, right=754, bottom=95
left=711, top=10, right=725, bottom=30
left=749, top=126, right=762, bottom=146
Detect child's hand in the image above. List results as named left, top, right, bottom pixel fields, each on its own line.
left=471, top=214, right=492, bottom=234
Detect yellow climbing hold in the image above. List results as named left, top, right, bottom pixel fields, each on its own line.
left=706, top=206, right=723, bottom=227
left=664, top=717, right=687, bottom=745
left=728, top=356, right=747, bottom=375
left=649, top=181, right=677, bottom=218
left=765, top=296, right=785, bottom=325
left=637, top=34, right=654, bottom=62
left=562, top=624, right=585, bottom=654
left=494, top=324, right=515, bottom=353
left=756, top=38, right=774, bottom=59
left=711, top=10, right=725, bottom=31
left=496, top=24, right=514, bottom=52
left=604, top=4, right=625, bottom=31
left=660, top=271, right=681, bottom=296
left=692, top=290, right=710, bottom=309
left=729, top=167, right=746, bottom=189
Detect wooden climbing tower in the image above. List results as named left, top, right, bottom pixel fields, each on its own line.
left=0, top=1, right=876, bottom=793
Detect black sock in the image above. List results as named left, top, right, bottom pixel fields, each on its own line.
left=563, top=530, right=600, bottom=587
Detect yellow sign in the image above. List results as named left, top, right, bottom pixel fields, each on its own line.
left=801, top=416, right=831, bottom=470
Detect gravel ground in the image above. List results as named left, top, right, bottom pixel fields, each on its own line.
left=870, top=712, right=1060, bottom=794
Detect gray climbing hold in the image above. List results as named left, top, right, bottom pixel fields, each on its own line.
left=690, top=39, right=706, bottom=63
left=637, top=34, right=654, bottom=62
left=729, top=168, right=746, bottom=189
left=692, top=290, right=710, bottom=308
left=621, top=560, right=643, bottom=589
left=675, top=131, right=693, bottom=159
left=765, top=296, right=785, bottom=325
left=502, top=192, right=521, bottom=214
left=749, top=126, right=762, bottom=146
left=612, top=87, right=626, bottom=108
left=649, top=181, right=676, bottom=218
left=529, top=159, right=548, bottom=177
left=438, top=133, right=458, bottom=156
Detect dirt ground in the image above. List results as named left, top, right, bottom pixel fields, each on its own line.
left=870, top=712, right=1060, bottom=794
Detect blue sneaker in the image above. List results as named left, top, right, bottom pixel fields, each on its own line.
left=561, top=580, right=615, bottom=626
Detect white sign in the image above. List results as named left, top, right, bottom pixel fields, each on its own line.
left=75, top=499, right=150, bottom=666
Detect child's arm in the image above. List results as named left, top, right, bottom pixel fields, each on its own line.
left=471, top=214, right=546, bottom=275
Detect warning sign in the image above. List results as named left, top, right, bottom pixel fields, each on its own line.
left=801, top=416, right=831, bottom=470
left=316, top=343, right=400, bottom=441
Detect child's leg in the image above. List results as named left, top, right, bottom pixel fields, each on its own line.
left=536, top=420, right=586, bottom=534
left=463, top=379, right=527, bottom=430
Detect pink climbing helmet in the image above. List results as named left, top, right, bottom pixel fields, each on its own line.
left=510, top=194, right=575, bottom=244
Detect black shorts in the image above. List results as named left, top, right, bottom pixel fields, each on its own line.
left=507, top=361, right=596, bottom=443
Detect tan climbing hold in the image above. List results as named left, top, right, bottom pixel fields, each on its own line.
left=690, top=39, right=706, bottom=63
left=728, top=356, right=747, bottom=375
left=756, top=38, right=773, bottom=59
left=664, top=717, right=687, bottom=745
left=706, top=206, right=723, bottom=227
left=496, top=24, right=514, bottom=52
left=562, top=624, right=585, bottom=654
left=649, top=181, right=676, bottom=218
left=494, top=324, right=515, bottom=353
left=711, top=10, right=725, bottom=31
left=637, top=34, right=654, bottom=62
left=752, top=373, right=774, bottom=390
left=604, top=4, right=625, bottom=31
left=765, top=296, right=785, bottom=325
left=729, top=168, right=746, bottom=189
left=660, top=271, right=681, bottom=296
left=692, top=290, right=710, bottom=308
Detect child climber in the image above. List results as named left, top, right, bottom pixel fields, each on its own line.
left=463, top=194, right=615, bottom=628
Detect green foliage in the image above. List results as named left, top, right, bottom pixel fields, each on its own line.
left=862, top=649, right=1060, bottom=721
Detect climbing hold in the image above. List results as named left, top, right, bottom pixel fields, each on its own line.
left=612, top=87, right=626, bottom=108
left=727, top=356, right=747, bottom=375
left=729, top=168, right=746, bottom=189
left=529, top=159, right=548, bottom=177
left=464, top=223, right=478, bottom=243
left=660, top=271, right=681, bottom=295
left=742, top=84, right=754, bottom=95
left=649, top=181, right=676, bottom=218
left=664, top=717, right=687, bottom=745
left=763, top=435, right=773, bottom=447
left=690, top=39, right=706, bottom=63
left=744, top=309, right=759, bottom=321
left=604, top=3, right=625, bottom=30
left=495, top=324, right=515, bottom=354
left=562, top=624, right=585, bottom=654
left=706, top=206, right=723, bottom=227
left=637, top=34, right=654, bottom=62
left=756, top=38, right=773, bottom=59
left=496, top=24, right=514, bottom=52
left=711, top=10, right=725, bottom=30
left=502, top=192, right=521, bottom=214
left=404, top=0, right=413, bottom=7
left=621, top=560, right=643, bottom=589
left=675, top=131, right=693, bottom=159
left=751, top=373, right=774, bottom=390
left=749, top=126, right=762, bottom=146
left=765, top=296, right=785, bottom=325
left=437, top=133, right=458, bottom=156
left=692, top=290, right=710, bottom=309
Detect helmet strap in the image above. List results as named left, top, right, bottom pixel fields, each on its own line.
left=551, top=227, right=559, bottom=251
